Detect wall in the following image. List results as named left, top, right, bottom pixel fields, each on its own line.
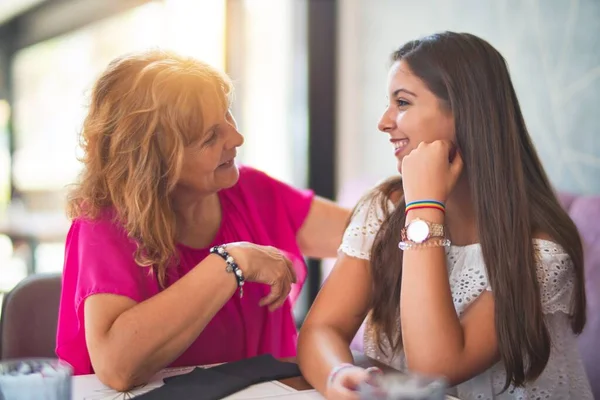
left=336, top=0, right=600, bottom=201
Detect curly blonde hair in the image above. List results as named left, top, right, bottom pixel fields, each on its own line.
left=68, top=49, right=233, bottom=287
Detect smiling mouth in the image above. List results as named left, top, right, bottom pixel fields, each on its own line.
left=219, top=159, right=234, bottom=168
left=392, top=139, right=409, bottom=154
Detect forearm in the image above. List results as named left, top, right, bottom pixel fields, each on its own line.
left=98, top=254, right=237, bottom=388
left=298, top=325, right=355, bottom=393
left=400, top=209, right=464, bottom=372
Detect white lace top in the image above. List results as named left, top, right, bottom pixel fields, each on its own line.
left=340, top=197, right=593, bottom=400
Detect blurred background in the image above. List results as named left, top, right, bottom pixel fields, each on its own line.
left=0, top=0, right=598, bottom=322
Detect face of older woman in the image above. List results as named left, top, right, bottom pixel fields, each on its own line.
left=176, top=105, right=244, bottom=195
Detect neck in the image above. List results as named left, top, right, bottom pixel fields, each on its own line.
left=444, top=175, right=478, bottom=246
left=172, top=187, right=222, bottom=249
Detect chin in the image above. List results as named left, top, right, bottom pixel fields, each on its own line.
left=217, top=163, right=240, bottom=189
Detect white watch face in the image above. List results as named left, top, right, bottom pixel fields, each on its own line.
left=406, top=220, right=430, bottom=243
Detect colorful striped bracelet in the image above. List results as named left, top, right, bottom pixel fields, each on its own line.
left=405, top=199, right=445, bottom=214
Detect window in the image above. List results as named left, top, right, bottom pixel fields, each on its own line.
left=11, top=0, right=227, bottom=195
left=228, top=0, right=308, bottom=188
left=1, top=0, right=227, bottom=291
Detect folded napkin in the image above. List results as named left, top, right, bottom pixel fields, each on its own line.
left=136, top=355, right=301, bottom=400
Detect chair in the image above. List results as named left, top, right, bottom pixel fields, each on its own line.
left=559, top=193, right=600, bottom=399
left=0, top=273, right=61, bottom=360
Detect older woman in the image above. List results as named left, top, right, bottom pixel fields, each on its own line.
left=56, top=49, right=349, bottom=391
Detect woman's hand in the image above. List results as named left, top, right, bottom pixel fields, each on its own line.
left=225, top=242, right=297, bottom=311
left=401, top=140, right=464, bottom=204
left=325, top=366, right=378, bottom=400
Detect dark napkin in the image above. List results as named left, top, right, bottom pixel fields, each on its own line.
left=136, top=355, right=301, bottom=400
left=136, top=368, right=251, bottom=399
left=211, top=354, right=301, bottom=382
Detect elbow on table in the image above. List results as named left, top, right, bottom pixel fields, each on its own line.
left=94, top=358, right=144, bottom=393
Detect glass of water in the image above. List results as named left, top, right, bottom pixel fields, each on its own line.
left=0, top=358, right=72, bottom=400
left=357, top=371, right=447, bottom=400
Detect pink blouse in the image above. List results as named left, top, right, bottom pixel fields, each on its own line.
left=56, top=165, right=314, bottom=375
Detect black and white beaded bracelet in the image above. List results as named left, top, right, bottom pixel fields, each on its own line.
left=209, top=245, right=245, bottom=298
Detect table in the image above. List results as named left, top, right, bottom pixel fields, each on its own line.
left=72, top=364, right=321, bottom=400
left=71, top=354, right=459, bottom=399
left=71, top=354, right=380, bottom=399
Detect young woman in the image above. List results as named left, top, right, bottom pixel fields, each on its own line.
left=298, top=32, right=593, bottom=399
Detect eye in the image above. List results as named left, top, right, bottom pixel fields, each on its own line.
left=396, top=98, right=410, bottom=108
left=202, top=128, right=219, bottom=147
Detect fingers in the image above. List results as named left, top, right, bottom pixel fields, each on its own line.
left=338, top=367, right=371, bottom=390
left=326, top=368, right=372, bottom=400
left=243, top=245, right=297, bottom=311
left=268, top=247, right=296, bottom=283
left=365, top=366, right=383, bottom=374
left=428, top=140, right=463, bottom=169
left=284, top=254, right=298, bottom=284
left=450, top=148, right=464, bottom=175
left=259, top=279, right=292, bottom=311
left=411, top=139, right=455, bottom=159
left=428, top=139, right=454, bottom=158
left=267, top=288, right=290, bottom=312
left=258, top=281, right=283, bottom=307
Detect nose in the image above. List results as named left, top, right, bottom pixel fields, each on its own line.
left=378, top=106, right=396, bottom=134
left=233, top=128, right=244, bottom=148
left=225, top=112, right=244, bottom=148
left=225, top=124, right=244, bottom=149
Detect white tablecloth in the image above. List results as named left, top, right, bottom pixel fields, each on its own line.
left=71, top=365, right=324, bottom=400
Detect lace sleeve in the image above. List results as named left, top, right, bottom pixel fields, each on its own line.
left=338, top=195, right=394, bottom=260
left=534, top=240, right=576, bottom=314
left=448, top=239, right=576, bottom=317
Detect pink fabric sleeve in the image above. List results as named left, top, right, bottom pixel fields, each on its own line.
left=239, top=166, right=315, bottom=234
left=56, top=215, right=154, bottom=374
left=237, top=166, right=315, bottom=303
left=269, top=176, right=315, bottom=234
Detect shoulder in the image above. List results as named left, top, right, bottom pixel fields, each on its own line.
left=349, top=189, right=396, bottom=228
left=69, top=209, right=131, bottom=245
left=339, top=188, right=396, bottom=259
left=65, top=211, right=140, bottom=272
left=348, top=176, right=402, bottom=228
left=63, top=212, right=150, bottom=303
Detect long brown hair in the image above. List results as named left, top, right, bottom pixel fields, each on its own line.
left=366, top=32, right=586, bottom=389
left=67, top=49, right=232, bottom=287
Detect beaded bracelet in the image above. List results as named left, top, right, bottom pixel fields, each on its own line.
left=398, top=237, right=451, bottom=251
left=209, top=245, right=245, bottom=298
left=405, top=199, right=445, bottom=215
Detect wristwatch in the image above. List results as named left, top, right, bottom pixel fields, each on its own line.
left=401, top=218, right=445, bottom=244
